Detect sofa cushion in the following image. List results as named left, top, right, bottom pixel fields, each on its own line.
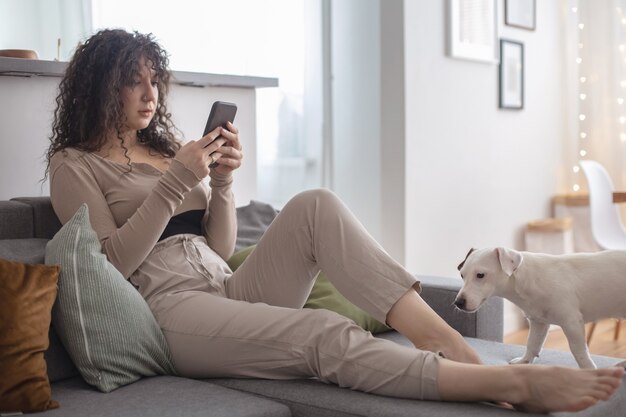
left=45, top=204, right=175, bottom=392
left=0, top=257, right=60, bottom=413
left=212, top=332, right=626, bottom=417
left=305, top=272, right=390, bottom=334
left=235, top=200, right=279, bottom=252
left=45, top=376, right=291, bottom=417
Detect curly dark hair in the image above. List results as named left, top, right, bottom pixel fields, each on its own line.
left=45, top=29, right=180, bottom=178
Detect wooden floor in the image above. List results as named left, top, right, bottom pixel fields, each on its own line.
left=504, top=319, right=626, bottom=360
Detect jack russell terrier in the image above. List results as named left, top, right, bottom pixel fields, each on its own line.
left=455, top=247, right=626, bottom=369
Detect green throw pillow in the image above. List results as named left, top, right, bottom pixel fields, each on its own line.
left=228, top=245, right=391, bottom=334
left=45, top=204, right=176, bottom=392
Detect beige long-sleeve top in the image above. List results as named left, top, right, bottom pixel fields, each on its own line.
left=49, top=148, right=237, bottom=278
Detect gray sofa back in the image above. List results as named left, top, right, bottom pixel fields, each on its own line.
left=0, top=197, right=62, bottom=240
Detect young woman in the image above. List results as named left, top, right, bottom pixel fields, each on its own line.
left=46, top=29, right=623, bottom=413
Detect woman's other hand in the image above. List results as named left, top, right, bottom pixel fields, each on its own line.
left=174, top=129, right=228, bottom=180
left=211, top=122, right=243, bottom=176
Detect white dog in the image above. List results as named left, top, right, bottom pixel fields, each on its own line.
left=454, top=247, right=626, bottom=369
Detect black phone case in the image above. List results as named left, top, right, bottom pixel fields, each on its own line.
left=203, top=101, right=238, bottom=137
left=203, top=101, right=237, bottom=167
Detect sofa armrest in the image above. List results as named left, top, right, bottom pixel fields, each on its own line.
left=417, top=275, right=503, bottom=342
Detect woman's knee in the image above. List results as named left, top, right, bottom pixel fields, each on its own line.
left=285, top=188, right=343, bottom=214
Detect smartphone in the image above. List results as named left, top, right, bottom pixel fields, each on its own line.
left=203, top=101, right=238, bottom=166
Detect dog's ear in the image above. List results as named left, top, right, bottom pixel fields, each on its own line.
left=457, top=248, right=476, bottom=271
left=495, top=247, right=523, bottom=276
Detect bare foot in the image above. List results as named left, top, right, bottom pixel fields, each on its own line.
left=511, top=366, right=624, bottom=413
left=438, top=361, right=624, bottom=413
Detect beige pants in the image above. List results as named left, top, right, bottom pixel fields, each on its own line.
left=131, top=189, right=440, bottom=400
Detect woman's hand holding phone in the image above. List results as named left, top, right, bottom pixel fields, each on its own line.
left=202, top=101, right=238, bottom=169
left=174, top=129, right=228, bottom=180
left=174, top=122, right=242, bottom=180
left=174, top=100, right=242, bottom=180
left=210, top=121, right=243, bottom=176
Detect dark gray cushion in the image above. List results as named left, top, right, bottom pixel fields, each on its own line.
left=213, top=333, right=626, bottom=417
left=235, top=200, right=279, bottom=252
left=0, top=201, right=34, bottom=239
left=45, top=327, right=79, bottom=383
left=12, top=197, right=62, bottom=239
left=46, top=376, right=291, bottom=417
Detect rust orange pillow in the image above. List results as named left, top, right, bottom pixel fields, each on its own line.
left=0, top=257, right=60, bottom=413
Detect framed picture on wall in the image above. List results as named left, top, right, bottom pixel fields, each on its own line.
left=505, top=0, right=536, bottom=30
left=447, top=0, right=498, bottom=64
left=499, top=39, right=524, bottom=109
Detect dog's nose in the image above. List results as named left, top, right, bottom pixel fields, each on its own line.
left=454, top=297, right=466, bottom=310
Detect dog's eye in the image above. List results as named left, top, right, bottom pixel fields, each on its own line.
left=477, top=273, right=485, bottom=279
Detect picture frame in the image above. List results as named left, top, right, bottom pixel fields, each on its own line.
left=447, top=0, right=498, bottom=64
left=499, top=39, right=524, bottom=110
left=505, top=0, right=536, bottom=30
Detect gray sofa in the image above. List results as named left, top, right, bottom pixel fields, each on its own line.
left=1, top=196, right=625, bottom=417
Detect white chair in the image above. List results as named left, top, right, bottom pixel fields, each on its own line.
left=580, top=160, right=626, bottom=250
left=579, top=159, right=626, bottom=342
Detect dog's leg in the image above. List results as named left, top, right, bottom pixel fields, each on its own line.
left=561, top=318, right=597, bottom=369
left=510, top=319, right=549, bottom=365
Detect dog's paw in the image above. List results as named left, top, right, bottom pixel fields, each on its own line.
left=509, top=357, right=532, bottom=365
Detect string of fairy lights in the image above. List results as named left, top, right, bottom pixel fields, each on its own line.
left=571, top=3, right=626, bottom=192
left=572, top=4, right=583, bottom=193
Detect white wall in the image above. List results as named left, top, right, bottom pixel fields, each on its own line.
left=403, top=0, right=565, bottom=270
left=0, top=75, right=258, bottom=207
left=403, top=0, right=568, bottom=331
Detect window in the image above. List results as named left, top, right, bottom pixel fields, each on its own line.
left=92, top=0, right=324, bottom=207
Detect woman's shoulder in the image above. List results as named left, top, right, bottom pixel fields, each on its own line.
left=50, top=147, right=89, bottom=161
left=49, top=147, right=93, bottom=174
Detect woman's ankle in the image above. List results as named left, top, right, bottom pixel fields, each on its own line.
left=438, top=361, right=521, bottom=403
